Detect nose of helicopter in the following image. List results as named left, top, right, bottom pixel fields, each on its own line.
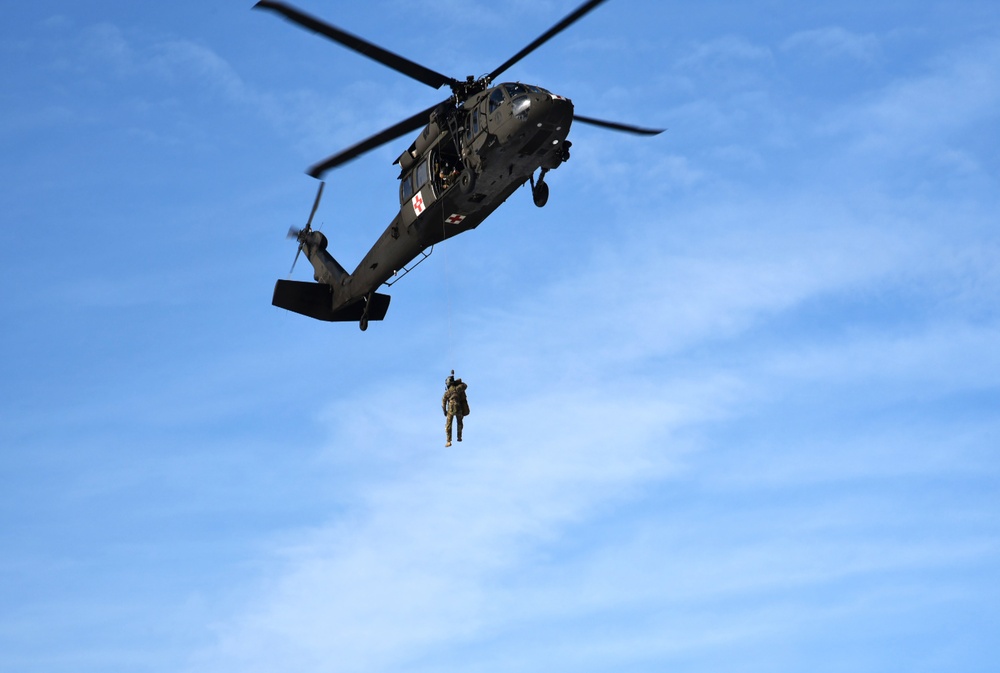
left=514, top=91, right=575, bottom=149
left=544, top=93, right=574, bottom=127
left=526, top=92, right=573, bottom=126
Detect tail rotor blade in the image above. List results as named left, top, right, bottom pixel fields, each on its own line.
left=289, top=243, right=304, bottom=276
left=305, top=181, right=325, bottom=229
left=287, top=181, right=324, bottom=276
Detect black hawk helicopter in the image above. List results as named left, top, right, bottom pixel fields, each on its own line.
left=257, top=0, right=662, bottom=330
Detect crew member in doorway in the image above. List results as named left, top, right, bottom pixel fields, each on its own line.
left=442, top=370, right=469, bottom=447
left=439, top=161, right=460, bottom=190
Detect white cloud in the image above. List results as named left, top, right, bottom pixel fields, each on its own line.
left=149, top=39, right=249, bottom=101
left=677, top=36, right=774, bottom=70
left=781, top=26, right=881, bottom=63
left=827, top=38, right=1000, bottom=153
left=79, top=22, right=135, bottom=73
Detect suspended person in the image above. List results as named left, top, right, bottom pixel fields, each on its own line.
left=442, top=370, right=469, bottom=447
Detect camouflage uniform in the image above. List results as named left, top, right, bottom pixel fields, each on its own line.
left=442, top=372, right=469, bottom=447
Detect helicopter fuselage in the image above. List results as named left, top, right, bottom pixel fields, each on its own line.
left=286, top=83, right=574, bottom=325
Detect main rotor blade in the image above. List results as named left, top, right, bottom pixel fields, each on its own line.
left=306, top=101, right=445, bottom=179
left=254, top=1, right=457, bottom=91
left=573, top=114, right=665, bottom=136
left=487, top=0, right=608, bottom=83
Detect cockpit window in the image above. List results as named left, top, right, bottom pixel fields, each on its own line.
left=489, top=88, right=506, bottom=113
left=503, top=83, right=530, bottom=98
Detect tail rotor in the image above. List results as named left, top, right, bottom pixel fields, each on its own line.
left=287, top=181, right=325, bottom=275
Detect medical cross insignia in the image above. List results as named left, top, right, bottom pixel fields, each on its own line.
left=411, top=192, right=425, bottom=216
left=446, top=213, right=466, bottom=225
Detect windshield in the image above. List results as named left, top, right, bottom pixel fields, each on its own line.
left=503, top=83, right=531, bottom=98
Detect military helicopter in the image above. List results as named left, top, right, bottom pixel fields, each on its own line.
left=256, top=0, right=662, bottom=330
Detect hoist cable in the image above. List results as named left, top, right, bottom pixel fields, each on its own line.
left=442, top=209, right=454, bottom=368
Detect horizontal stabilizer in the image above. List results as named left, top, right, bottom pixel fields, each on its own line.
left=272, top=280, right=390, bottom=323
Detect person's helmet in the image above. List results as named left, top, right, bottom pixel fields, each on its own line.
left=446, top=375, right=455, bottom=387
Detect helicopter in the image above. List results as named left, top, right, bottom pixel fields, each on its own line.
left=256, top=0, right=663, bottom=330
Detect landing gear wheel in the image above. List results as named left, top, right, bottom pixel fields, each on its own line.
left=459, top=169, right=476, bottom=195
left=360, top=316, right=369, bottom=331
left=532, top=179, right=549, bottom=208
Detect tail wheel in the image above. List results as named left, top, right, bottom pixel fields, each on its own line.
left=360, top=292, right=372, bottom=331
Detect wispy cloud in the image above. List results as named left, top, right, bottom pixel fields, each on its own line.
left=826, top=38, right=1000, bottom=155
left=190, top=152, right=999, bottom=672
left=677, top=35, right=774, bottom=70
left=781, top=26, right=881, bottom=63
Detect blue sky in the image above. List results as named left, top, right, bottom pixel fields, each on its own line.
left=2, top=1, right=999, bottom=671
